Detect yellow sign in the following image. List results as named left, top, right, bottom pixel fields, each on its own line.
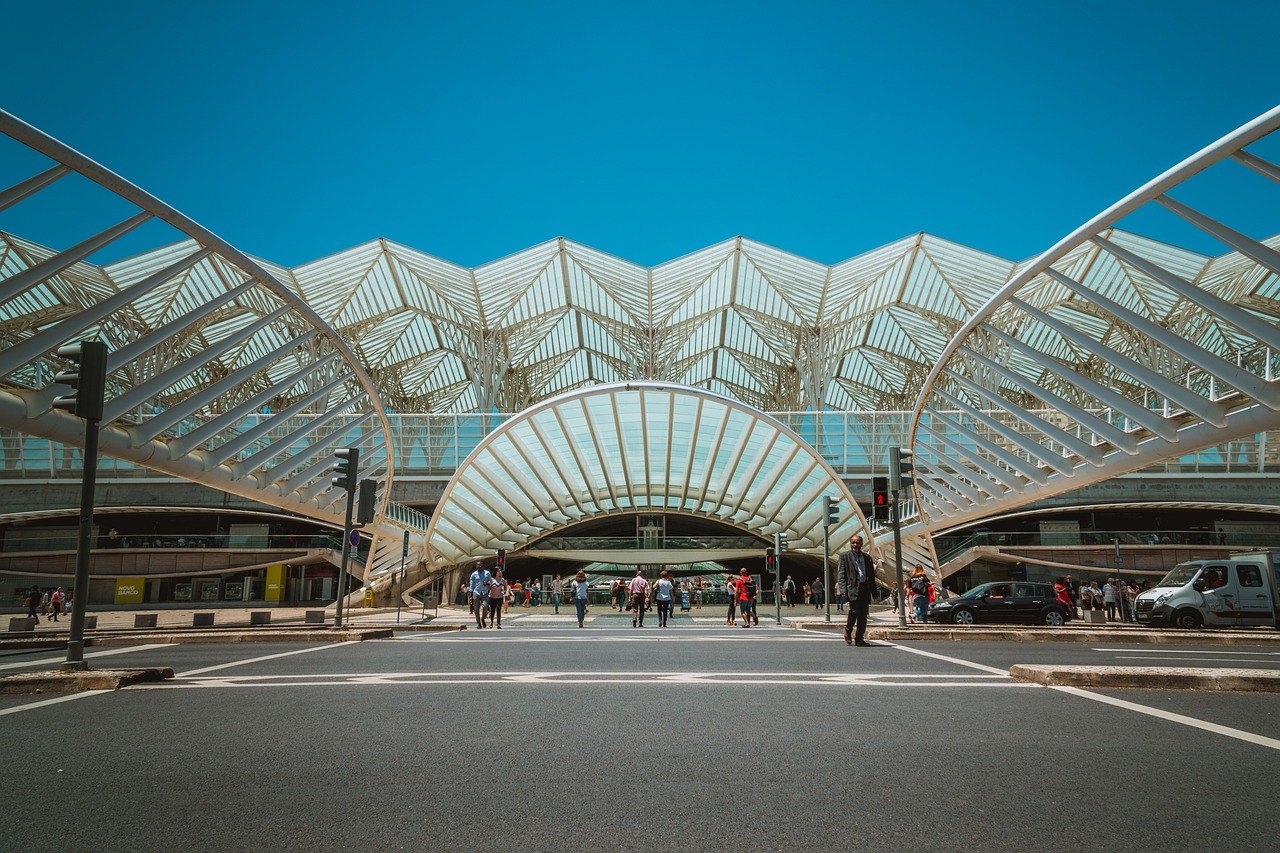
left=265, top=564, right=286, bottom=602
left=115, top=577, right=145, bottom=604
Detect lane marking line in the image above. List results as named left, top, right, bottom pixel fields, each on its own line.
left=0, top=691, right=108, bottom=717
left=0, top=644, right=177, bottom=672
left=879, top=641, right=1011, bottom=676
left=1093, top=648, right=1280, bottom=656
left=175, top=641, right=362, bottom=677
left=1050, top=685, right=1280, bottom=752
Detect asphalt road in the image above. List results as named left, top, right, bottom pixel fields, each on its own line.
left=2, top=625, right=1278, bottom=853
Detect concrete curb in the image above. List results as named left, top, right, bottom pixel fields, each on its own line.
left=1010, top=664, right=1280, bottom=692
left=86, top=628, right=395, bottom=646
left=793, top=622, right=1280, bottom=646
left=0, top=667, right=174, bottom=695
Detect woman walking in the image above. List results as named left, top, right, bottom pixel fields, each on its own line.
left=908, top=565, right=930, bottom=624
left=725, top=575, right=738, bottom=626
left=487, top=569, right=506, bottom=628
left=571, top=570, right=590, bottom=628
left=654, top=570, right=675, bottom=627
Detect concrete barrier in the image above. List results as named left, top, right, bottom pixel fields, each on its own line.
left=304, top=610, right=326, bottom=624
left=249, top=611, right=271, bottom=626
left=8, top=617, right=36, bottom=632
left=83, top=616, right=97, bottom=630
left=134, top=614, right=158, bottom=628
left=192, top=613, right=215, bottom=627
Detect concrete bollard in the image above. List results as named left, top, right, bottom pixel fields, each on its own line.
left=134, top=614, right=158, bottom=628
left=192, top=613, right=215, bottom=627
left=8, top=617, right=37, bottom=632
left=84, top=616, right=97, bottom=630
left=304, top=610, right=326, bottom=624
left=249, top=611, right=271, bottom=626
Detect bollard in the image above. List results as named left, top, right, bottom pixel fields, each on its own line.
left=249, top=611, right=271, bottom=626
left=192, top=613, right=215, bottom=627
left=134, top=614, right=158, bottom=628
left=304, top=610, right=326, bottom=624
left=8, top=617, right=37, bottom=632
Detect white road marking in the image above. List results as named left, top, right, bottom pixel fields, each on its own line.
left=889, top=642, right=1280, bottom=751
left=0, top=691, right=109, bottom=717
left=879, top=641, right=1011, bottom=676
left=0, top=644, right=177, bottom=672
left=176, top=641, right=362, bottom=676
left=1111, top=656, right=1280, bottom=665
left=139, top=670, right=1025, bottom=689
left=1093, top=648, right=1280, bottom=656
left=1050, top=685, right=1280, bottom=752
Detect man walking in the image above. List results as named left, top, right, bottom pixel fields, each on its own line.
left=468, top=560, right=492, bottom=629
left=628, top=569, right=650, bottom=627
left=836, top=535, right=876, bottom=647
left=737, top=567, right=758, bottom=627
left=551, top=574, right=563, bottom=614
left=782, top=575, right=796, bottom=608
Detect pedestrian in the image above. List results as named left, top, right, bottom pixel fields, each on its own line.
left=457, top=582, right=468, bottom=606
left=908, top=565, right=930, bottom=624
left=468, top=560, right=492, bottom=629
left=812, top=576, right=824, bottom=609
left=486, top=569, right=506, bottom=629
left=531, top=580, right=541, bottom=607
left=783, top=575, right=795, bottom=608
left=654, top=570, right=675, bottom=627
left=1126, top=581, right=1139, bottom=622
left=628, top=569, right=650, bottom=628
left=836, top=535, right=876, bottom=646
left=803, top=581, right=811, bottom=606
left=1103, top=579, right=1119, bottom=622
left=613, top=580, right=627, bottom=612
left=571, top=570, right=590, bottom=628
left=108, top=527, right=119, bottom=548
left=1054, top=577, right=1072, bottom=616
left=49, top=586, right=64, bottom=622
left=694, top=579, right=703, bottom=609
left=725, top=575, right=738, bottom=626
left=1088, top=581, right=1104, bottom=614
left=888, top=581, right=899, bottom=611
left=551, top=574, right=563, bottom=614
left=736, top=568, right=758, bottom=628
left=26, top=585, right=41, bottom=622
left=1064, top=574, right=1080, bottom=619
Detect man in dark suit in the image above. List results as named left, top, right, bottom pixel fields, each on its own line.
left=836, top=535, right=876, bottom=647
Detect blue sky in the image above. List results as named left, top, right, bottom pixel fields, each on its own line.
left=2, top=0, right=1278, bottom=269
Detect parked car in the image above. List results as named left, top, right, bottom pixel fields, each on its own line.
left=928, top=581, right=1071, bottom=627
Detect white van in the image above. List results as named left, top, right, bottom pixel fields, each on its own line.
left=1134, top=551, right=1280, bottom=629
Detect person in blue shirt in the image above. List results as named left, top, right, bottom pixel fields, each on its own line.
left=468, top=560, right=492, bottom=629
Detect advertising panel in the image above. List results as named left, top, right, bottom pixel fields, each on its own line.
left=114, top=577, right=145, bottom=605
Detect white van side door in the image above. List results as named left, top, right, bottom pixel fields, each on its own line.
left=1232, top=562, right=1273, bottom=624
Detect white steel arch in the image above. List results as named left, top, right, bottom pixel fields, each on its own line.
left=0, top=110, right=401, bottom=541
left=422, top=381, right=870, bottom=568
left=908, top=105, right=1280, bottom=532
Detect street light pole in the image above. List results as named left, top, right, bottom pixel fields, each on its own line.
left=893, top=490, right=906, bottom=628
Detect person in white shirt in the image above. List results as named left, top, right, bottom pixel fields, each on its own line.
left=653, top=570, right=675, bottom=627
left=571, top=570, right=590, bottom=628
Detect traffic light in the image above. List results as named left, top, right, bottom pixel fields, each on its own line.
left=765, top=547, right=776, bottom=573
left=872, top=476, right=889, bottom=521
left=496, top=549, right=506, bottom=573
left=331, top=447, right=359, bottom=491
left=889, top=447, right=914, bottom=491
left=823, top=495, right=840, bottom=528
left=51, top=341, right=108, bottom=422
left=356, top=478, right=377, bottom=524
left=773, top=532, right=789, bottom=553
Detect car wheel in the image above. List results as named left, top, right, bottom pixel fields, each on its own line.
left=952, top=609, right=975, bottom=625
left=1042, top=609, right=1066, bottom=627
left=1173, top=608, right=1203, bottom=630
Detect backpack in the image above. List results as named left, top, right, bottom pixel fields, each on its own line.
left=742, top=578, right=757, bottom=597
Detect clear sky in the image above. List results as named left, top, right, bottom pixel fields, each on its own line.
left=2, top=0, right=1278, bottom=269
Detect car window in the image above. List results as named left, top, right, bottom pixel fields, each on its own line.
left=1237, top=565, right=1264, bottom=588
left=986, top=584, right=1012, bottom=598
left=1012, top=584, right=1039, bottom=598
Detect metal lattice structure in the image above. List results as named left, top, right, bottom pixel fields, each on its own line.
left=0, top=110, right=402, bottom=545
left=908, top=105, right=1280, bottom=533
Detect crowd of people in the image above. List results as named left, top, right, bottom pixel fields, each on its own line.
left=1053, top=575, right=1147, bottom=621
left=21, top=584, right=68, bottom=622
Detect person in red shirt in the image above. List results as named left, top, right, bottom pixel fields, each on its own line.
left=737, top=567, right=758, bottom=627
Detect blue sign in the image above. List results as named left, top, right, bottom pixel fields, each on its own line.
left=402, top=529, right=410, bottom=557
left=350, top=529, right=360, bottom=547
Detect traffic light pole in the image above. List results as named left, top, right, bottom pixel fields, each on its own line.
left=334, top=489, right=356, bottom=629
left=892, top=489, right=907, bottom=628
left=64, top=415, right=100, bottom=669
left=823, top=524, right=832, bottom=623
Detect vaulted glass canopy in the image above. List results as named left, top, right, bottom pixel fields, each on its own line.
left=424, top=382, right=864, bottom=567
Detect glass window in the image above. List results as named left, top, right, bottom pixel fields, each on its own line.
left=1237, top=565, right=1264, bottom=588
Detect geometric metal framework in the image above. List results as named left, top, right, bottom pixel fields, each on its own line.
left=423, top=381, right=868, bottom=567
left=0, top=109, right=398, bottom=537
left=909, top=104, right=1280, bottom=533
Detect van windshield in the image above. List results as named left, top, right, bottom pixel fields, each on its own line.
left=1156, top=564, right=1202, bottom=588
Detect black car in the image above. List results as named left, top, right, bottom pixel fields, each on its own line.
left=928, top=581, right=1071, bottom=627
